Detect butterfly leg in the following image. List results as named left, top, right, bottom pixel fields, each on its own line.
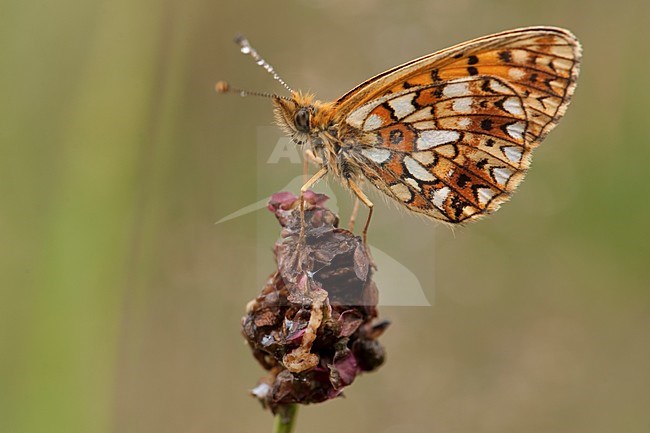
left=347, top=180, right=373, bottom=243
left=303, top=149, right=323, bottom=182
left=299, top=166, right=328, bottom=241
left=347, top=180, right=376, bottom=269
left=302, top=154, right=309, bottom=183
left=348, top=197, right=360, bottom=231
left=303, top=148, right=323, bottom=165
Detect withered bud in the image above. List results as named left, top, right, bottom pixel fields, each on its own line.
left=242, top=191, right=388, bottom=413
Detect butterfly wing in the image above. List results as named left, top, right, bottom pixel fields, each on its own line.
left=334, top=27, right=581, bottom=223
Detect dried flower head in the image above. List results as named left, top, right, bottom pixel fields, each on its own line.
left=241, top=191, right=388, bottom=413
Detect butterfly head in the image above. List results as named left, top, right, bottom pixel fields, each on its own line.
left=217, top=35, right=334, bottom=146
left=272, top=91, right=320, bottom=145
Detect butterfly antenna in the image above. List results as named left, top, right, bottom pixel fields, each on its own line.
left=234, top=34, right=294, bottom=94
left=215, top=81, right=292, bottom=101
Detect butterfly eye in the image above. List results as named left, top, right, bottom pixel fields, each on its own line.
left=294, top=108, right=311, bottom=133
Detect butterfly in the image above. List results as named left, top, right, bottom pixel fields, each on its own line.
left=217, top=27, right=582, bottom=244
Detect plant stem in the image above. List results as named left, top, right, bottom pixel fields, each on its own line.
left=273, top=404, right=298, bottom=433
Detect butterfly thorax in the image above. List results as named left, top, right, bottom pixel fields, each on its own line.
left=273, top=92, right=365, bottom=181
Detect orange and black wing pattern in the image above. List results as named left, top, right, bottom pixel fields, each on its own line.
left=336, top=27, right=581, bottom=223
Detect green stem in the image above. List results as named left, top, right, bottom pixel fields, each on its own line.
left=273, top=404, right=298, bottom=433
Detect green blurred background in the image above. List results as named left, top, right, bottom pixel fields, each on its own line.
left=1, top=0, right=649, bottom=432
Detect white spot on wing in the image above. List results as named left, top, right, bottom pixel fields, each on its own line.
left=545, top=79, right=562, bottom=93
left=550, top=57, right=573, bottom=72
left=503, top=146, right=523, bottom=164
left=412, top=151, right=435, bottom=165
left=363, top=114, right=384, bottom=131
left=390, top=183, right=412, bottom=202
left=452, top=97, right=473, bottom=113
left=403, top=107, right=432, bottom=123
left=512, top=50, right=529, bottom=64
left=503, top=97, right=524, bottom=115
left=346, top=103, right=374, bottom=129
left=508, top=68, right=526, bottom=80
left=388, top=94, right=416, bottom=119
left=443, top=82, right=470, bottom=98
left=506, top=122, right=525, bottom=141
left=477, top=187, right=496, bottom=205
left=489, top=79, right=512, bottom=94
left=404, top=177, right=421, bottom=192
left=457, top=118, right=471, bottom=128
left=432, top=186, right=450, bottom=209
left=361, top=147, right=391, bottom=164
left=404, top=156, right=436, bottom=181
left=492, top=167, right=512, bottom=185
left=412, top=121, right=439, bottom=130
left=346, top=99, right=383, bottom=129
left=416, top=130, right=460, bottom=150
left=549, top=44, right=575, bottom=58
